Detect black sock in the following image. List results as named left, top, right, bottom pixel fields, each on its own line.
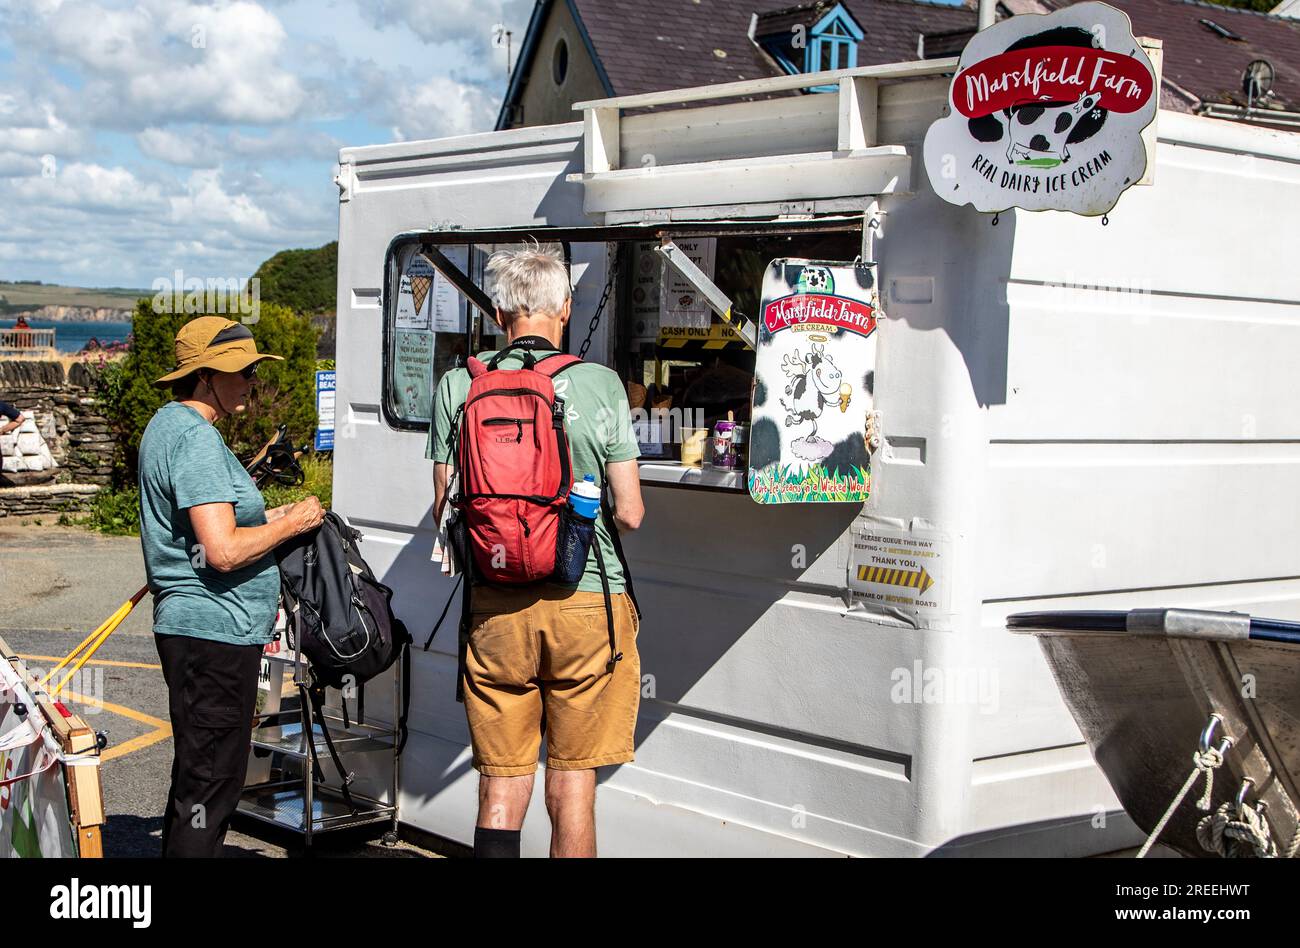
left=474, top=827, right=521, bottom=858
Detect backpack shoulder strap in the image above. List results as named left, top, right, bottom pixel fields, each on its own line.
left=302, top=683, right=358, bottom=814
left=591, top=540, right=622, bottom=676
left=467, top=356, right=489, bottom=379
left=536, top=353, right=582, bottom=379
left=603, top=495, right=640, bottom=619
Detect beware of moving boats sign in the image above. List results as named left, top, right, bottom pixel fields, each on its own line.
left=923, top=2, right=1157, bottom=217
left=848, top=523, right=952, bottom=630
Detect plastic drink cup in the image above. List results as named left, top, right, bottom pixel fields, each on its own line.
left=681, top=428, right=708, bottom=466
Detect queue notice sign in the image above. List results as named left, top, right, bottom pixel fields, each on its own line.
left=848, top=522, right=953, bottom=630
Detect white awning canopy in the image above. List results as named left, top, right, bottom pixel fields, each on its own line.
left=568, top=58, right=958, bottom=220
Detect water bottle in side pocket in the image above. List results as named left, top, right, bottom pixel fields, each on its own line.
left=555, top=474, right=601, bottom=584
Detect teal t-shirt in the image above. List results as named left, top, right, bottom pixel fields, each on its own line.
left=138, top=401, right=279, bottom=646
left=428, top=346, right=640, bottom=594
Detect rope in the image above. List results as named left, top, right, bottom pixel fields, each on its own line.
left=1197, top=800, right=1277, bottom=858
left=1136, top=745, right=1225, bottom=858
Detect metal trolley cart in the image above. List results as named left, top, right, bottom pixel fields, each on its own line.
left=237, top=635, right=402, bottom=848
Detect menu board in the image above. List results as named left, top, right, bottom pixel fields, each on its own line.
left=660, top=237, right=716, bottom=331
left=396, top=254, right=434, bottom=331
left=432, top=268, right=463, bottom=333
left=389, top=246, right=456, bottom=424
left=393, top=330, right=434, bottom=420
left=629, top=241, right=661, bottom=340
left=748, top=259, right=879, bottom=504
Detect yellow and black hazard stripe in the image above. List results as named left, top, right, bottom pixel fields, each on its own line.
left=656, top=325, right=748, bottom=354
left=855, top=564, right=935, bottom=594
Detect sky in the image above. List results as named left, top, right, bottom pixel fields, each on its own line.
left=0, top=0, right=534, bottom=289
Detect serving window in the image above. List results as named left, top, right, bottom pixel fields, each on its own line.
left=381, top=221, right=865, bottom=492
left=381, top=236, right=579, bottom=431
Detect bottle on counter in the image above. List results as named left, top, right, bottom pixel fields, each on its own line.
left=709, top=411, right=738, bottom=469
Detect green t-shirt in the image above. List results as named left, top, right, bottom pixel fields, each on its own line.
left=428, top=346, right=640, bottom=594
left=138, top=401, right=279, bottom=646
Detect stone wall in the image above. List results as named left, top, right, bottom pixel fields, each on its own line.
left=0, top=360, right=112, bottom=514
left=0, top=483, right=103, bottom=517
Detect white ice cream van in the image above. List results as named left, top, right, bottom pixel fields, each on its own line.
left=328, top=43, right=1300, bottom=856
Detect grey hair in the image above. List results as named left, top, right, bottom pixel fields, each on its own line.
left=486, top=242, right=571, bottom=319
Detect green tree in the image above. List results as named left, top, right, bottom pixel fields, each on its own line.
left=105, top=299, right=319, bottom=482
left=253, top=242, right=338, bottom=315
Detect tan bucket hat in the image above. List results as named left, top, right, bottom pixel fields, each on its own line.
left=155, top=316, right=284, bottom=385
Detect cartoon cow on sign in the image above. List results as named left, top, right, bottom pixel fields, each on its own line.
left=779, top=341, right=845, bottom=453
left=1005, top=92, right=1101, bottom=166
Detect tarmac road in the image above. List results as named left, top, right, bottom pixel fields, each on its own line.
left=0, top=519, right=439, bottom=859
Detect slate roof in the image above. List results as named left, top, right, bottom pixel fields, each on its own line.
left=567, top=0, right=976, bottom=97
left=753, top=2, right=843, bottom=38
left=499, top=0, right=1300, bottom=125
left=1077, top=0, right=1300, bottom=110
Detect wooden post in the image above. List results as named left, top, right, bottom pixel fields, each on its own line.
left=837, top=77, right=878, bottom=151
left=1138, top=37, right=1163, bottom=187
left=584, top=107, right=620, bottom=174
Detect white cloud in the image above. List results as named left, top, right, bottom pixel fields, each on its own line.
left=0, top=94, right=87, bottom=156
left=137, top=126, right=344, bottom=167
left=360, top=0, right=533, bottom=47
left=169, top=169, right=274, bottom=233
left=0, top=152, right=43, bottom=178
left=137, top=127, right=223, bottom=168
left=0, top=0, right=518, bottom=286
left=228, top=128, right=343, bottom=160
left=0, top=157, right=334, bottom=285
left=6, top=162, right=167, bottom=213
left=12, top=0, right=307, bottom=128
left=390, top=75, right=499, bottom=141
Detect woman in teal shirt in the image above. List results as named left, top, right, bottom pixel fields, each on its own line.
left=139, top=316, right=324, bottom=858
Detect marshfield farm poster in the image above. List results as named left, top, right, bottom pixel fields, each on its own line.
left=748, top=259, right=879, bottom=505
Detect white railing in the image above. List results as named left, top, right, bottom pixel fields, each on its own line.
left=573, top=57, right=959, bottom=175
left=0, top=328, right=56, bottom=354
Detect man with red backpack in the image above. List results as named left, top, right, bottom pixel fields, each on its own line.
left=429, top=244, right=644, bottom=858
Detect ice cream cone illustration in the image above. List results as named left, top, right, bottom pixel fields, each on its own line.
left=838, top=382, right=852, bottom=413
left=410, top=274, right=432, bottom=316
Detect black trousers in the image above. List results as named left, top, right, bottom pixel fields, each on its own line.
left=155, top=633, right=262, bottom=858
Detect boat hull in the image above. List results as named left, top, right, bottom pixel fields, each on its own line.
left=1018, top=614, right=1300, bottom=858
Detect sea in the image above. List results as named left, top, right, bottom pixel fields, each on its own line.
left=3, top=319, right=133, bottom=353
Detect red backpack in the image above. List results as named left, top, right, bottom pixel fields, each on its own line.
left=436, top=343, right=642, bottom=703
left=450, top=346, right=581, bottom=583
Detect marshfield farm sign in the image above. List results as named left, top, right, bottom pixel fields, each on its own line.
left=923, top=1, right=1158, bottom=216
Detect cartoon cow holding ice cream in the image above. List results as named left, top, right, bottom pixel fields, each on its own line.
left=779, top=341, right=846, bottom=451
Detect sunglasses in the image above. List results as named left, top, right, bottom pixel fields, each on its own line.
left=240, top=364, right=259, bottom=380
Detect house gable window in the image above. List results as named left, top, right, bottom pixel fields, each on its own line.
left=755, top=2, right=864, bottom=93
left=807, top=5, right=863, bottom=91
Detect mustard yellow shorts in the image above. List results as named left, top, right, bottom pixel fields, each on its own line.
left=463, top=584, right=641, bottom=776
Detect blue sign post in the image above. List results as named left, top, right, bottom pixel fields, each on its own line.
left=315, top=370, right=336, bottom=451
